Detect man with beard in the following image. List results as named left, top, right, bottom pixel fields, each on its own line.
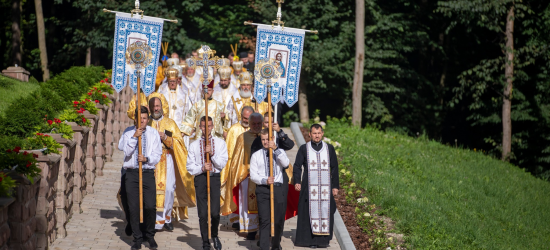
left=180, top=80, right=226, bottom=141
left=182, top=59, right=202, bottom=105
left=220, top=106, right=254, bottom=226
left=221, top=112, right=263, bottom=240
left=212, top=65, right=238, bottom=137
left=158, top=68, right=191, bottom=132
left=225, top=72, right=269, bottom=128
left=293, top=124, right=339, bottom=248
left=187, top=116, right=228, bottom=250
left=148, top=97, right=196, bottom=231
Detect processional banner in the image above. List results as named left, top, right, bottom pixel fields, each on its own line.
left=111, top=13, right=164, bottom=96
left=253, top=25, right=305, bottom=107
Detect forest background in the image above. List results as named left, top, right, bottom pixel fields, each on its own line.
left=2, top=0, right=550, bottom=180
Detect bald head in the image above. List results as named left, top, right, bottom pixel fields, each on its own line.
left=240, top=106, right=254, bottom=127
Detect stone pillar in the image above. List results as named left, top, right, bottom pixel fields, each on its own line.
left=45, top=134, right=76, bottom=239
left=7, top=176, right=39, bottom=250
left=0, top=198, right=15, bottom=250
left=1, top=66, right=30, bottom=82
left=112, top=91, right=121, bottom=146
left=94, top=104, right=107, bottom=176
left=34, top=154, right=60, bottom=250
left=84, top=113, right=98, bottom=194
left=104, top=96, right=115, bottom=162
left=68, top=123, right=89, bottom=214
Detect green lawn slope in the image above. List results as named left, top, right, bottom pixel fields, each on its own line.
left=0, top=75, right=39, bottom=115
left=325, top=118, right=550, bottom=249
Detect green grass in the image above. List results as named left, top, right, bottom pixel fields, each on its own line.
left=325, top=118, right=550, bottom=249
left=0, top=75, right=40, bottom=116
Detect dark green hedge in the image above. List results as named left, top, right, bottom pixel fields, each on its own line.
left=0, top=66, right=105, bottom=138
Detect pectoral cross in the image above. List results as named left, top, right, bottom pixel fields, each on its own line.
left=235, top=98, right=243, bottom=104
left=187, top=45, right=224, bottom=86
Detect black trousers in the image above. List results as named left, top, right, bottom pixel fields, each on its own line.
left=256, top=184, right=287, bottom=250
left=195, top=173, right=221, bottom=247
left=125, top=168, right=156, bottom=243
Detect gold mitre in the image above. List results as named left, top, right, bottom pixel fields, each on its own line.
left=166, top=58, right=180, bottom=66
left=221, top=57, right=230, bottom=67
left=233, top=60, right=244, bottom=71
left=198, top=46, right=216, bottom=58
left=167, top=67, right=179, bottom=80
left=218, top=66, right=232, bottom=80
left=179, top=60, right=188, bottom=72
left=239, top=71, right=253, bottom=85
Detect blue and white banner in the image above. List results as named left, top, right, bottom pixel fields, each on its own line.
left=253, top=25, right=305, bottom=107
left=111, top=13, right=164, bottom=96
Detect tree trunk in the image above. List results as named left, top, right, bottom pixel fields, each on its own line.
left=298, top=79, right=310, bottom=123
left=86, top=47, right=91, bottom=66
left=34, top=0, right=49, bottom=81
left=352, top=0, right=365, bottom=127
left=11, top=0, right=22, bottom=66
left=502, top=6, right=514, bottom=161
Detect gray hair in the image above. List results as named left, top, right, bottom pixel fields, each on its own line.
left=249, top=112, right=263, bottom=122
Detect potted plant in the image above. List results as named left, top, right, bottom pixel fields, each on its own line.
left=34, top=115, right=75, bottom=140
left=0, top=147, right=42, bottom=184
left=23, top=133, right=63, bottom=155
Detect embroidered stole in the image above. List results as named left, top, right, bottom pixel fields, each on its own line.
left=199, top=137, right=215, bottom=166
left=306, top=141, right=331, bottom=235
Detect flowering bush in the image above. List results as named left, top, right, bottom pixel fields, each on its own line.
left=322, top=137, right=341, bottom=155
left=24, top=133, right=62, bottom=155
left=94, top=82, right=114, bottom=95
left=83, top=85, right=112, bottom=105
left=0, top=172, right=17, bottom=197
left=34, top=115, right=74, bottom=140
left=0, top=146, right=42, bottom=184
left=59, top=109, right=91, bottom=127
left=72, top=99, right=98, bottom=115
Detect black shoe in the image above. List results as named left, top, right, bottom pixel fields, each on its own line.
left=257, top=240, right=260, bottom=247
left=309, top=246, right=317, bottom=249
left=163, top=222, right=174, bottom=231
left=147, top=238, right=158, bottom=250
left=125, top=223, right=132, bottom=236
left=202, top=245, right=212, bottom=250
left=130, top=241, right=142, bottom=250
left=212, top=237, right=222, bottom=250
left=246, top=231, right=257, bottom=240
left=231, top=222, right=239, bottom=229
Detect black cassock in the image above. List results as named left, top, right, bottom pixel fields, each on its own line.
left=293, top=141, right=339, bottom=247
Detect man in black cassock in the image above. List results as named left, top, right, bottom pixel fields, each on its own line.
left=293, top=124, right=339, bottom=248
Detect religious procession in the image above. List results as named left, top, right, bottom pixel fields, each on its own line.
left=109, top=1, right=339, bottom=250
left=6, top=0, right=550, bottom=249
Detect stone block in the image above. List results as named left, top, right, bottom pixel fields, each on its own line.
left=1, top=66, right=30, bottom=82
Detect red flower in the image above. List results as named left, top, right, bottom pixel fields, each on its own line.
left=95, top=100, right=99, bottom=103
left=93, top=87, right=97, bottom=90
left=23, top=151, right=28, bottom=156
left=100, top=80, right=105, bottom=83
left=47, top=120, right=53, bottom=125
left=104, top=78, right=108, bottom=81
left=81, top=101, right=85, bottom=104
left=14, top=146, right=21, bottom=153
left=33, top=154, right=38, bottom=158
left=73, top=101, right=79, bottom=105
left=36, top=133, right=41, bottom=136
left=6, top=149, right=12, bottom=153
left=88, top=92, right=92, bottom=96
left=102, top=94, right=107, bottom=98
left=44, top=134, right=50, bottom=137
left=77, top=110, right=83, bottom=114
left=26, top=162, right=31, bottom=168
left=86, top=99, right=90, bottom=102
left=110, top=85, right=114, bottom=88
left=82, top=118, right=87, bottom=123
left=0, top=177, right=3, bottom=182
left=80, top=108, right=85, bottom=111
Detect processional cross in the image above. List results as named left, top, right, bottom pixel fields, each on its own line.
left=186, top=45, right=224, bottom=240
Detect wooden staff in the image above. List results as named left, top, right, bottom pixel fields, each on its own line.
left=136, top=73, right=144, bottom=223
left=267, top=85, right=275, bottom=236
left=204, top=86, right=212, bottom=240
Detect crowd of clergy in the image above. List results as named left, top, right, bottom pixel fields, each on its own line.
left=117, top=47, right=340, bottom=250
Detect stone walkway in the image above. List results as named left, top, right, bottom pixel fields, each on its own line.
left=50, top=128, right=340, bottom=250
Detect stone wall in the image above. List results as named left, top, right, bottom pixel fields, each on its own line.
left=1, top=86, right=132, bottom=250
